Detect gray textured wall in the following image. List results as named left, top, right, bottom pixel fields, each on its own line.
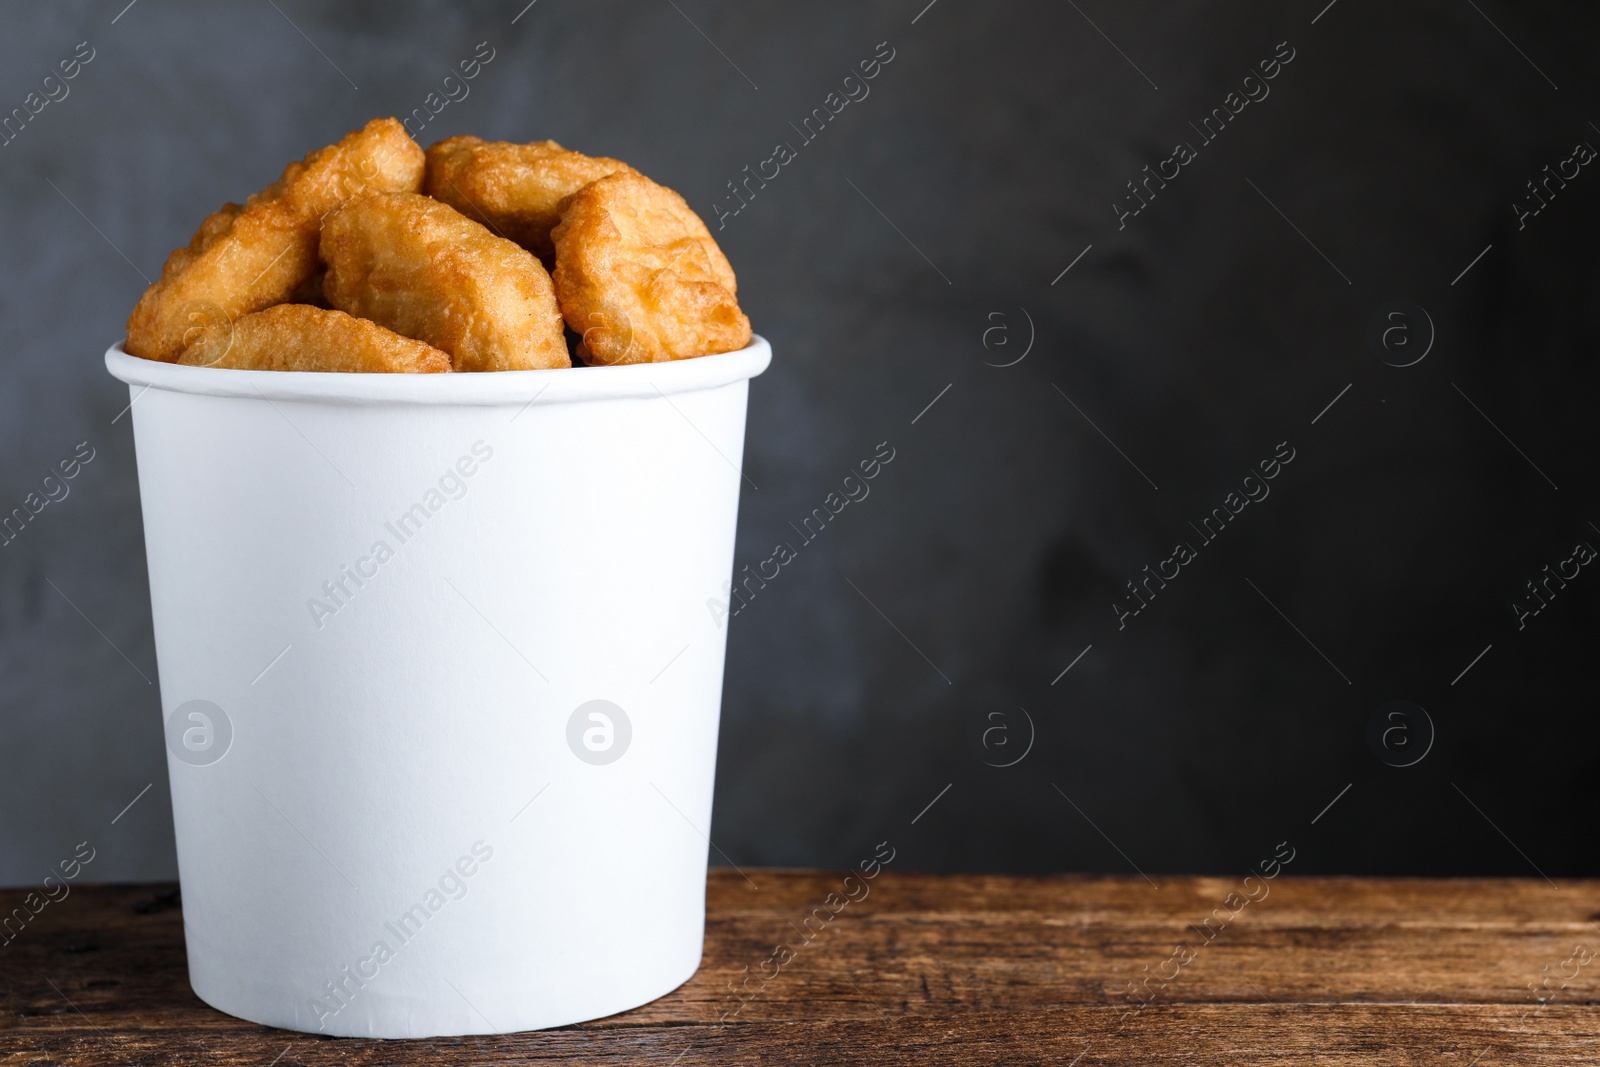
left=2, top=0, right=1597, bottom=886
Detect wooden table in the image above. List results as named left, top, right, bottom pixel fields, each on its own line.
left=4, top=872, right=1598, bottom=1064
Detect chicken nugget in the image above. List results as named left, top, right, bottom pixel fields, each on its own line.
left=126, top=118, right=424, bottom=362
left=551, top=170, right=750, bottom=364
left=320, top=192, right=569, bottom=372
left=129, top=199, right=316, bottom=363
left=175, top=304, right=451, bottom=373
left=424, top=136, right=632, bottom=264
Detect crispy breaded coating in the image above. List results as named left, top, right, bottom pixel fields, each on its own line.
left=175, top=304, right=451, bottom=373
left=551, top=170, right=751, bottom=364
left=424, top=136, right=632, bottom=264
left=320, top=192, right=569, bottom=372
left=129, top=199, right=315, bottom=363
left=126, top=118, right=424, bottom=362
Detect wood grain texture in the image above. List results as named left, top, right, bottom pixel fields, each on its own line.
left=4, top=872, right=1599, bottom=1065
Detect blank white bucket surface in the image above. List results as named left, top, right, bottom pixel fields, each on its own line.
left=106, top=337, right=770, bottom=1038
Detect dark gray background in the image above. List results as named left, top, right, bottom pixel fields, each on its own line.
left=2, top=0, right=1595, bottom=886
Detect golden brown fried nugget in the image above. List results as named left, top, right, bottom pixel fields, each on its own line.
left=320, top=192, right=569, bottom=372
left=130, top=198, right=315, bottom=362
left=126, top=118, right=424, bottom=362
left=176, top=304, right=450, bottom=373
left=424, top=136, right=632, bottom=264
left=551, top=171, right=750, bottom=365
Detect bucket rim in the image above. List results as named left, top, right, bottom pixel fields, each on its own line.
left=105, top=334, right=771, bottom=406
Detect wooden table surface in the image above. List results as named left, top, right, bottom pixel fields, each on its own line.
left=4, top=871, right=1598, bottom=1065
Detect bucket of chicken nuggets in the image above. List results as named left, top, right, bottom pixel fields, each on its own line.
left=105, top=119, right=767, bottom=1038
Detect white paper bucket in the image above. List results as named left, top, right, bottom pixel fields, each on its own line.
left=105, top=336, right=770, bottom=1038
